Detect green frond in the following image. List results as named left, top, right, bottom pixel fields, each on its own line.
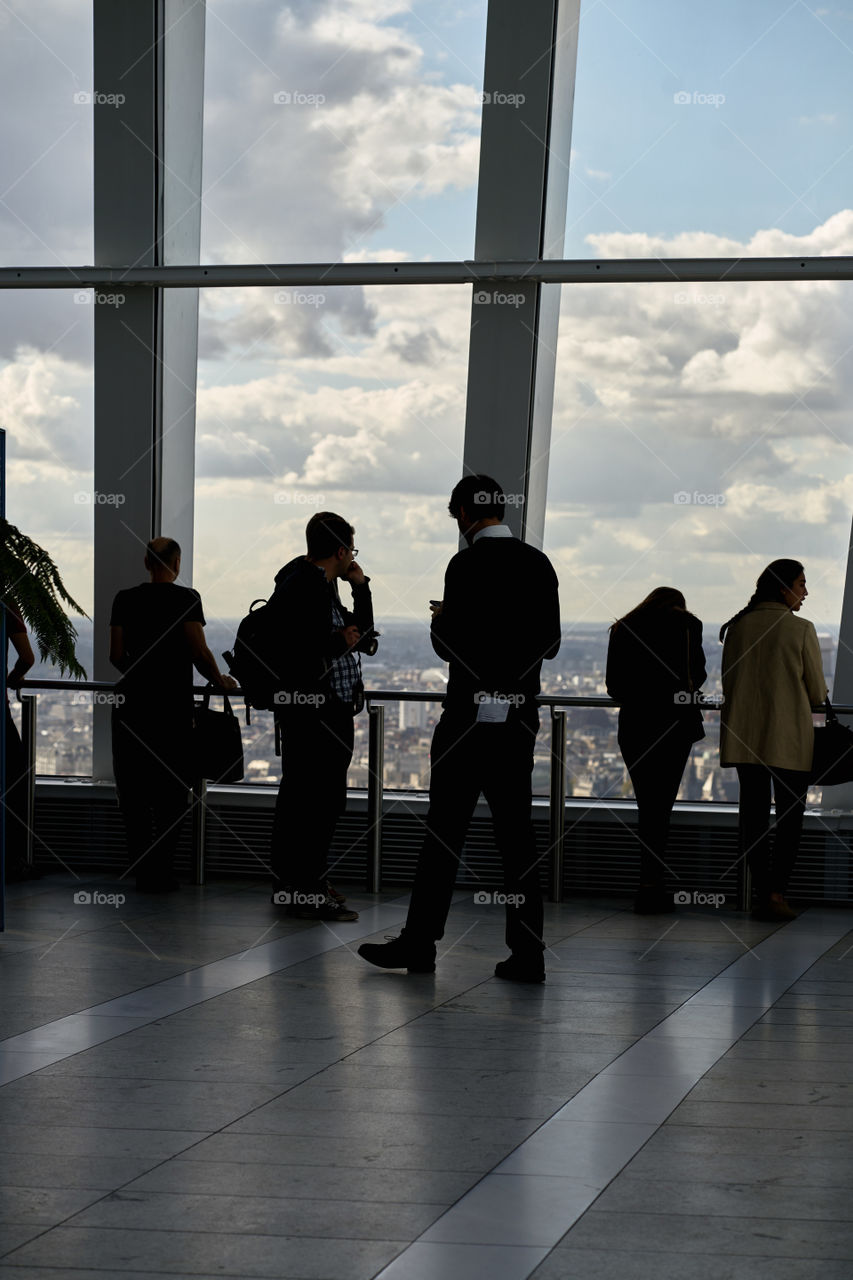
left=1, top=518, right=88, bottom=679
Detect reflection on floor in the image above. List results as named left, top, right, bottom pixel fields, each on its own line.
left=1, top=875, right=852, bottom=1279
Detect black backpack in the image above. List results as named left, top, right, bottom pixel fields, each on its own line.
left=223, top=598, right=283, bottom=715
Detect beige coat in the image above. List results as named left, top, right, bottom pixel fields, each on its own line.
left=720, top=602, right=826, bottom=771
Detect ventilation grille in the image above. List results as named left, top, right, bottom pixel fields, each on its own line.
left=31, top=795, right=853, bottom=903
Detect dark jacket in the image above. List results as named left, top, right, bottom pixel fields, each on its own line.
left=606, top=607, right=706, bottom=741
left=430, top=533, right=561, bottom=721
left=270, top=556, right=374, bottom=702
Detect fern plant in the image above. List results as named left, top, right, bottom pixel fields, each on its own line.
left=1, top=518, right=87, bottom=679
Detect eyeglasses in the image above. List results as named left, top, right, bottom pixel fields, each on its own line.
left=350, top=547, right=359, bottom=558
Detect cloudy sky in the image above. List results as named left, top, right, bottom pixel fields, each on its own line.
left=2, top=0, right=852, bottom=653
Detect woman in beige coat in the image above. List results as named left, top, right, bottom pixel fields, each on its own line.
left=720, top=559, right=826, bottom=922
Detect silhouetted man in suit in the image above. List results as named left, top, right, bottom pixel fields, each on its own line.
left=359, top=474, right=561, bottom=982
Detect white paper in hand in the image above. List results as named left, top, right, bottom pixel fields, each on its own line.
left=476, top=696, right=511, bottom=724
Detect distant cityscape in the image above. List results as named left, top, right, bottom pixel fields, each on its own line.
left=13, top=619, right=837, bottom=806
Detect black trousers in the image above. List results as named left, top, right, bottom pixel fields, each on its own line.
left=618, top=712, right=693, bottom=888
left=3, top=703, right=30, bottom=875
left=112, top=705, right=193, bottom=881
left=736, top=763, right=809, bottom=901
left=404, top=711, right=545, bottom=961
left=272, top=700, right=354, bottom=891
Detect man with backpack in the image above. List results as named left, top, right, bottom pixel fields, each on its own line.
left=268, top=511, right=375, bottom=922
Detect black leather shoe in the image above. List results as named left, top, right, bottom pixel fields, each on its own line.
left=358, top=934, right=436, bottom=973
left=494, top=956, right=545, bottom=983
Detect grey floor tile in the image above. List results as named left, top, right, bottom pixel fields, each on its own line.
left=496, top=1120, right=657, bottom=1181
left=0, top=1153, right=173, bottom=1191
left=375, top=1242, right=550, bottom=1280
left=0, top=1124, right=204, bottom=1159
left=0, top=1226, right=49, bottom=1258
left=177, top=1130, right=534, bottom=1172
left=529, top=1247, right=853, bottom=1280
left=126, top=1160, right=478, bottom=1203
left=669, top=1100, right=853, bottom=1131
left=420, top=1174, right=599, bottom=1246
left=560, top=1210, right=853, bottom=1260
left=5, top=1226, right=407, bottom=1278
left=65, top=1189, right=444, bottom=1240
left=0, top=1188, right=106, bottom=1227
left=594, top=1177, right=853, bottom=1221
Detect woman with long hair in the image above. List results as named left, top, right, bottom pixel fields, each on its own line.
left=606, top=587, right=706, bottom=913
left=720, top=560, right=826, bottom=922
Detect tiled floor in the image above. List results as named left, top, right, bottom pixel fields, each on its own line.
left=1, top=874, right=852, bottom=1279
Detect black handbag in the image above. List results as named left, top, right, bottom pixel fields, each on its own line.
left=811, top=697, right=853, bottom=785
left=194, top=687, right=245, bottom=783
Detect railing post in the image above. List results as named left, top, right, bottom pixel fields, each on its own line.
left=19, top=692, right=37, bottom=868
left=366, top=703, right=385, bottom=892
left=191, top=776, right=206, bottom=886
left=549, top=707, right=568, bottom=903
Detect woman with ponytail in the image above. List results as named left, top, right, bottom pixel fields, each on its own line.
left=720, top=560, right=826, bottom=922
left=607, top=587, right=707, bottom=913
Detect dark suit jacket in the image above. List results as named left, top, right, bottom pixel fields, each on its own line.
left=270, top=556, right=374, bottom=701
left=430, top=532, right=561, bottom=722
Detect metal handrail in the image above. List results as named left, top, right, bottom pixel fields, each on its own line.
left=13, top=680, right=847, bottom=899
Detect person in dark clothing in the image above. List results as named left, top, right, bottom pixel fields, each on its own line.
left=109, top=537, right=234, bottom=891
left=359, top=474, right=561, bottom=982
left=270, top=512, right=376, bottom=923
left=606, top=587, right=707, bottom=913
left=3, top=601, right=36, bottom=882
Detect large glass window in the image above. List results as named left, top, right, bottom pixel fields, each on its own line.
left=201, top=0, right=487, bottom=263
left=567, top=0, right=852, bottom=257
